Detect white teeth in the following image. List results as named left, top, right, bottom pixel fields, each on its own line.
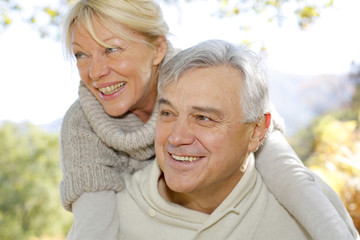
left=171, top=154, right=200, bottom=162
left=99, top=82, right=125, bottom=95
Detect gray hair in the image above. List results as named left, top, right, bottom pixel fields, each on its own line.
left=158, top=39, right=270, bottom=123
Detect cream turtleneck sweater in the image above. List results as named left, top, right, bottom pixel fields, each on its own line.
left=60, top=83, right=358, bottom=240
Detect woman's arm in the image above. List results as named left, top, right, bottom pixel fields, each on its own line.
left=60, top=101, right=127, bottom=239
left=59, top=100, right=125, bottom=211
left=67, top=191, right=119, bottom=240
left=255, top=130, right=356, bottom=240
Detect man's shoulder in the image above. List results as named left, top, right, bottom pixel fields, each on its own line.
left=121, top=161, right=155, bottom=191
left=249, top=168, right=311, bottom=239
left=254, top=190, right=311, bottom=239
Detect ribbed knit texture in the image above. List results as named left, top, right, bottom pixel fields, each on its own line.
left=60, top=82, right=156, bottom=211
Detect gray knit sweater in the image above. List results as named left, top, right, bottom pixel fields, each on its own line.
left=60, top=82, right=156, bottom=211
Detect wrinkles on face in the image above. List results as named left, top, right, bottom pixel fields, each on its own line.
left=71, top=18, right=162, bottom=121
left=155, top=66, right=254, bottom=213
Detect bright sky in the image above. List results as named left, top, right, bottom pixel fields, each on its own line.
left=1, top=0, right=359, bottom=125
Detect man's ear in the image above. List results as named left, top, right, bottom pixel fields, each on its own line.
left=248, top=113, right=271, bottom=152
left=153, top=36, right=167, bottom=65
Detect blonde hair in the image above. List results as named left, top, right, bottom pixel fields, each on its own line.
left=63, top=0, right=170, bottom=60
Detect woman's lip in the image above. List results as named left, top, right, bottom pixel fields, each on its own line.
left=98, top=82, right=126, bottom=99
left=94, top=81, right=125, bottom=89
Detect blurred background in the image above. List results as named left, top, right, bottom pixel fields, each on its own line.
left=0, top=0, right=359, bottom=238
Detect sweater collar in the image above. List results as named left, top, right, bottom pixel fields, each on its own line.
left=78, top=82, right=156, bottom=161
left=141, top=154, right=258, bottom=224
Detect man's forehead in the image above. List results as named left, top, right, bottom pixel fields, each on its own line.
left=159, top=65, right=242, bottom=106
left=158, top=97, right=224, bottom=116
left=162, top=66, right=241, bottom=89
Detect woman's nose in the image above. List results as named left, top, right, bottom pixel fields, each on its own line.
left=89, top=55, right=110, bottom=81
left=168, top=119, right=195, bottom=146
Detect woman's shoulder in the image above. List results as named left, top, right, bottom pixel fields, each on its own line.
left=62, top=99, right=87, bottom=124
left=61, top=99, right=91, bottom=135
left=64, top=99, right=82, bottom=119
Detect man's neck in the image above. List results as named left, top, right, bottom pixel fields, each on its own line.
left=158, top=172, right=244, bottom=214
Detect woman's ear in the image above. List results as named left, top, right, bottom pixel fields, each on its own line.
left=248, top=113, right=271, bottom=152
left=153, top=36, right=167, bottom=65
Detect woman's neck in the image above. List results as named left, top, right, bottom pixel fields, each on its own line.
left=131, top=85, right=158, bottom=123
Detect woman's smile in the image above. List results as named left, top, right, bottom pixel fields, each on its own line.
left=98, top=82, right=126, bottom=96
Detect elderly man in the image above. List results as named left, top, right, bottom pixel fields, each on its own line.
left=116, top=40, right=359, bottom=239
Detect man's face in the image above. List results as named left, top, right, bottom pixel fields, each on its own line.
left=155, top=65, right=255, bottom=199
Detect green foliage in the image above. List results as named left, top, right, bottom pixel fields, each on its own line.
left=290, top=68, right=360, bottom=231
left=304, top=109, right=360, bottom=231
left=0, top=122, right=72, bottom=240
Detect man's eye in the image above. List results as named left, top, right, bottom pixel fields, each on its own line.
left=196, top=115, right=211, bottom=121
left=160, top=110, right=172, bottom=117
left=159, top=110, right=177, bottom=121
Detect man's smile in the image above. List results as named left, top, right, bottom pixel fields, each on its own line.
left=171, top=154, right=201, bottom=162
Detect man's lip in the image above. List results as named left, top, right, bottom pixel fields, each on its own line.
left=168, top=152, right=203, bottom=162
left=169, top=152, right=202, bottom=157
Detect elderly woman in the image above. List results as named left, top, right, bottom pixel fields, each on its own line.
left=60, top=0, right=356, bottom=239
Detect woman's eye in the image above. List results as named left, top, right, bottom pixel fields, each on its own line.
left=106, top=47, right=121, bottom=54
left=74, top=52, right=86, bottom=59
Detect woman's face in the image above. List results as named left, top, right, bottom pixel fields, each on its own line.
left=71, top=18, right=166, bottom=121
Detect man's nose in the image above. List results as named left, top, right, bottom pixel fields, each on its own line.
left=89, top=55, right=110, bottom=81
left=168, top=118, right=195, bottom=146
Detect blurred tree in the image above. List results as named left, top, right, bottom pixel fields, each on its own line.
left=0, top=0, right=333, bottom=39
left=306, top=112, right=360, bottom=232
left=0, top=0, right=73, bottom=38
left=290, top=63, right=360, bottom=232
left=350, top=61, right=360, bottom=111
left=0, top=122, right=72, bottom=240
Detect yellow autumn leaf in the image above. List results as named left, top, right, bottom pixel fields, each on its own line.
left=2, top=13, right=12, bottom=25
left=298, top=6, right=320, bottom=19
left=325, top=0, right=334, bottom=7
left=233, top=7, right=240, bottom=15
left=44, top=7, right=59, bottom=20
left=220, top=0, right=228, bottom=8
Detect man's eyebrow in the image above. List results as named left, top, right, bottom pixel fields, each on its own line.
left=158, top=98, right=174, bottom=108
left=192, top=106, right=223, bottom=118
left=158, top=98, right=223, bottom=118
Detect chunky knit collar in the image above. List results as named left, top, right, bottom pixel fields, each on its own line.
left=78, top=82, right=156, bottom=161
